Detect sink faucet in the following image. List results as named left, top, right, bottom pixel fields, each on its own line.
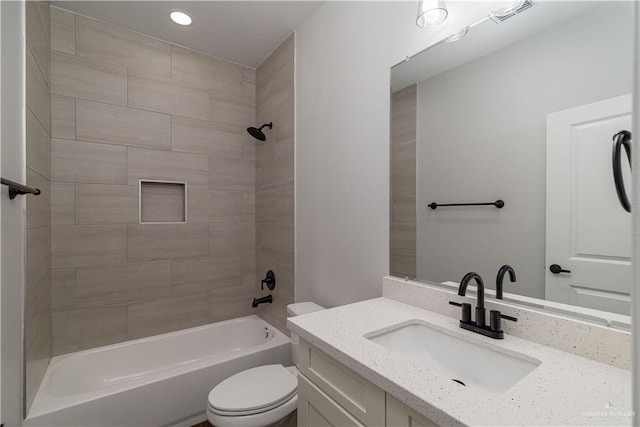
left=458, top=272, right=486, bottom=327
left=496, top=265, right=516, bottom=300
left=450, top=272, right=517, bottom=339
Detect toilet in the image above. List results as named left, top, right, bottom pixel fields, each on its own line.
left=206, top=302, right=325, bottom=427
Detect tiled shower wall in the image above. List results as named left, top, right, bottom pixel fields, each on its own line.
left=25, top=1, right=52, bottom=411
left=390, top=84, right=417, bottom=278
left=49, top=8, right=258, bottom=355
left=255, top=35, right=295, bottom=335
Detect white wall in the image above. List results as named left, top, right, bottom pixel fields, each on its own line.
left=631, top=1, right=639, bottom=422
left=292, top=0, right=640, bottom=416
left=1, top=1, right=26, bottom=424
left=294, top=1, right=508, bottom=307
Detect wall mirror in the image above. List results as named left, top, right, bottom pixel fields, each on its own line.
left=389, top=1, right=633, bottom=324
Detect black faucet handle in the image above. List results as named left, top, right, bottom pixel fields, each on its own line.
left=449, top=301, right=472, bottom=323
left=500, top=313, right=517, bottom=322
left=261, top=270, right=276, bottom=290
left=489, top=310, right=517, bottom=333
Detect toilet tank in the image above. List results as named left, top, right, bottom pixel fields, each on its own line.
left=286, top=302, right=325, bottom=365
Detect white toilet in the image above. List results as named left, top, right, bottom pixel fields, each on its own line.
left=206, top=302, right=325, bottom=427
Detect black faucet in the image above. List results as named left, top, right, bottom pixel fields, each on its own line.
left=449, top=272, right=517, bottom=339
left=252, top=295, right=273, bottom=308
left=458, top=272, right=486, bottom=326
left=496, top=265, right=516, bottom=300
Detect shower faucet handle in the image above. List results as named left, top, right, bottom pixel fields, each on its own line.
left=261, top=270, right=276, bottom=290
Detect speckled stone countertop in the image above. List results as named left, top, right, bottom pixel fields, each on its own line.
left=288, top=298, right=632, bottom=426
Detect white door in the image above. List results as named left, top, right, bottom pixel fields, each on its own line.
left=546, top=94, right=632, bottom=315
left=1, top=0, right=27, bottom=424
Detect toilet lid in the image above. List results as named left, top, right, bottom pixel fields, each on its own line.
left=208, top=365, right=297, bottom=415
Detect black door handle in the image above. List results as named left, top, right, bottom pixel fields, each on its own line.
left=612, top=130, right=632, bottom=213
left=549, top=264, right=571, bottom=274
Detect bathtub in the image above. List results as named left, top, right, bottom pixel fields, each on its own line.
left=25, top=315, right=291, bottom=427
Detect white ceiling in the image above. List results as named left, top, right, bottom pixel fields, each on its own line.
left=391, top=1, right=600, bottom=92
left=53, top=1, right=324, bottom=68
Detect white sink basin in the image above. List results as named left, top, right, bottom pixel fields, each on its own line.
left=367, top=322, right=540, bottom=395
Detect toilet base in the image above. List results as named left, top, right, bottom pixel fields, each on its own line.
left=207, top=395, right=297, bottom=427
left=270, top=410, right=296, bottom=427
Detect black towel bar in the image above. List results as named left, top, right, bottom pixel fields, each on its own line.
left=428, top=200, right=504, bottom=210
left=1, top=177, right=41, bottom=200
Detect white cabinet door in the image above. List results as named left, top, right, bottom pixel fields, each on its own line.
left=386, top=395, right=438, bottom=427
left=546, top=94, right=632, bottom=314
left=298, top=340, right=385, bottom=426
left=298, top=374, right=365, bottom=427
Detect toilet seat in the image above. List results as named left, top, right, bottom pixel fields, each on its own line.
left=207, top=395, right=298, bottom=427
left=207, top=365, right=297, bottom=416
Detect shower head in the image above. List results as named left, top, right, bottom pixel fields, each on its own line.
left=246, top=122, right=273, bottom=141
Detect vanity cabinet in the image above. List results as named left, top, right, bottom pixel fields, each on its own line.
left=298, top=374, right=365, bottom=426
left=386, top=395, right=438, bottom=427
left=297, top=339, right=438, bottom=427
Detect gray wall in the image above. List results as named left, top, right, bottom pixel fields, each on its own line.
left=416, top=3, right=632, bottom=298
left=25, top=0, right=51, bottom=413
left=390, top=84, right=417, bottom=278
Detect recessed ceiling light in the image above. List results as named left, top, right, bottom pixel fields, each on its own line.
left=170, top=11, right=192, bottom=26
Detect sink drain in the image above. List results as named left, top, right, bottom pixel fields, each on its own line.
left=451, top=379, right=466, bottom=387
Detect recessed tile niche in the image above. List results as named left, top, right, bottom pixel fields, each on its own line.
left=139, top=180, right=187, bottom=224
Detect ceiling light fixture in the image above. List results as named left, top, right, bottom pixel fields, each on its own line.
left=416, top=0, right=448, bottom=28
left=494, top=0, right=526, bottom=18
left=170, top=11, right=192, bottom=26
left=444, top=26, right=469, bottom=43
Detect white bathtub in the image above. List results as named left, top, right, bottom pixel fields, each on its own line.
left=25, top=315, right=291, bottom=427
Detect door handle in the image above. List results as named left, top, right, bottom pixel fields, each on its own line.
left=549, top=264, right=571, bottom=274
left=612, top=130, right=632, bottom=213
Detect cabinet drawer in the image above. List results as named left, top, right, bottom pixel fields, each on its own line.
left=298, top=374, right=365, bottom=427
left=298, top=339, right=385, bottom=426
left=386, top=395, right=439, bottom=427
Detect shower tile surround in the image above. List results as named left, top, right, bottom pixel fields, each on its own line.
left=255, top=35, right=295, bottom=335
left=390, top=84, right=417, bottom=278
left=49, top=8, right=295, bottom=354
left=25, top=1, right=52, bottom=413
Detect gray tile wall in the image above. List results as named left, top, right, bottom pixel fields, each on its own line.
left=25, top=1, right=52, bottom=413
left=390, top=85, right=417, bottom=278
left=50, top=8, right=258, bottom=355
left=255, top=35, right=295, bottom=335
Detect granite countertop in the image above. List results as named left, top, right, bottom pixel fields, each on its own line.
left=287, top=297, right=632, bottom=426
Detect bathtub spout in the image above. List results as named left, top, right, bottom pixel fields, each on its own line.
left=252, top=295, right=273, bottom=308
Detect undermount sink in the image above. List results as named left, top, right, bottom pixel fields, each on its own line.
left=366, top=322, right=540, bottom=395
